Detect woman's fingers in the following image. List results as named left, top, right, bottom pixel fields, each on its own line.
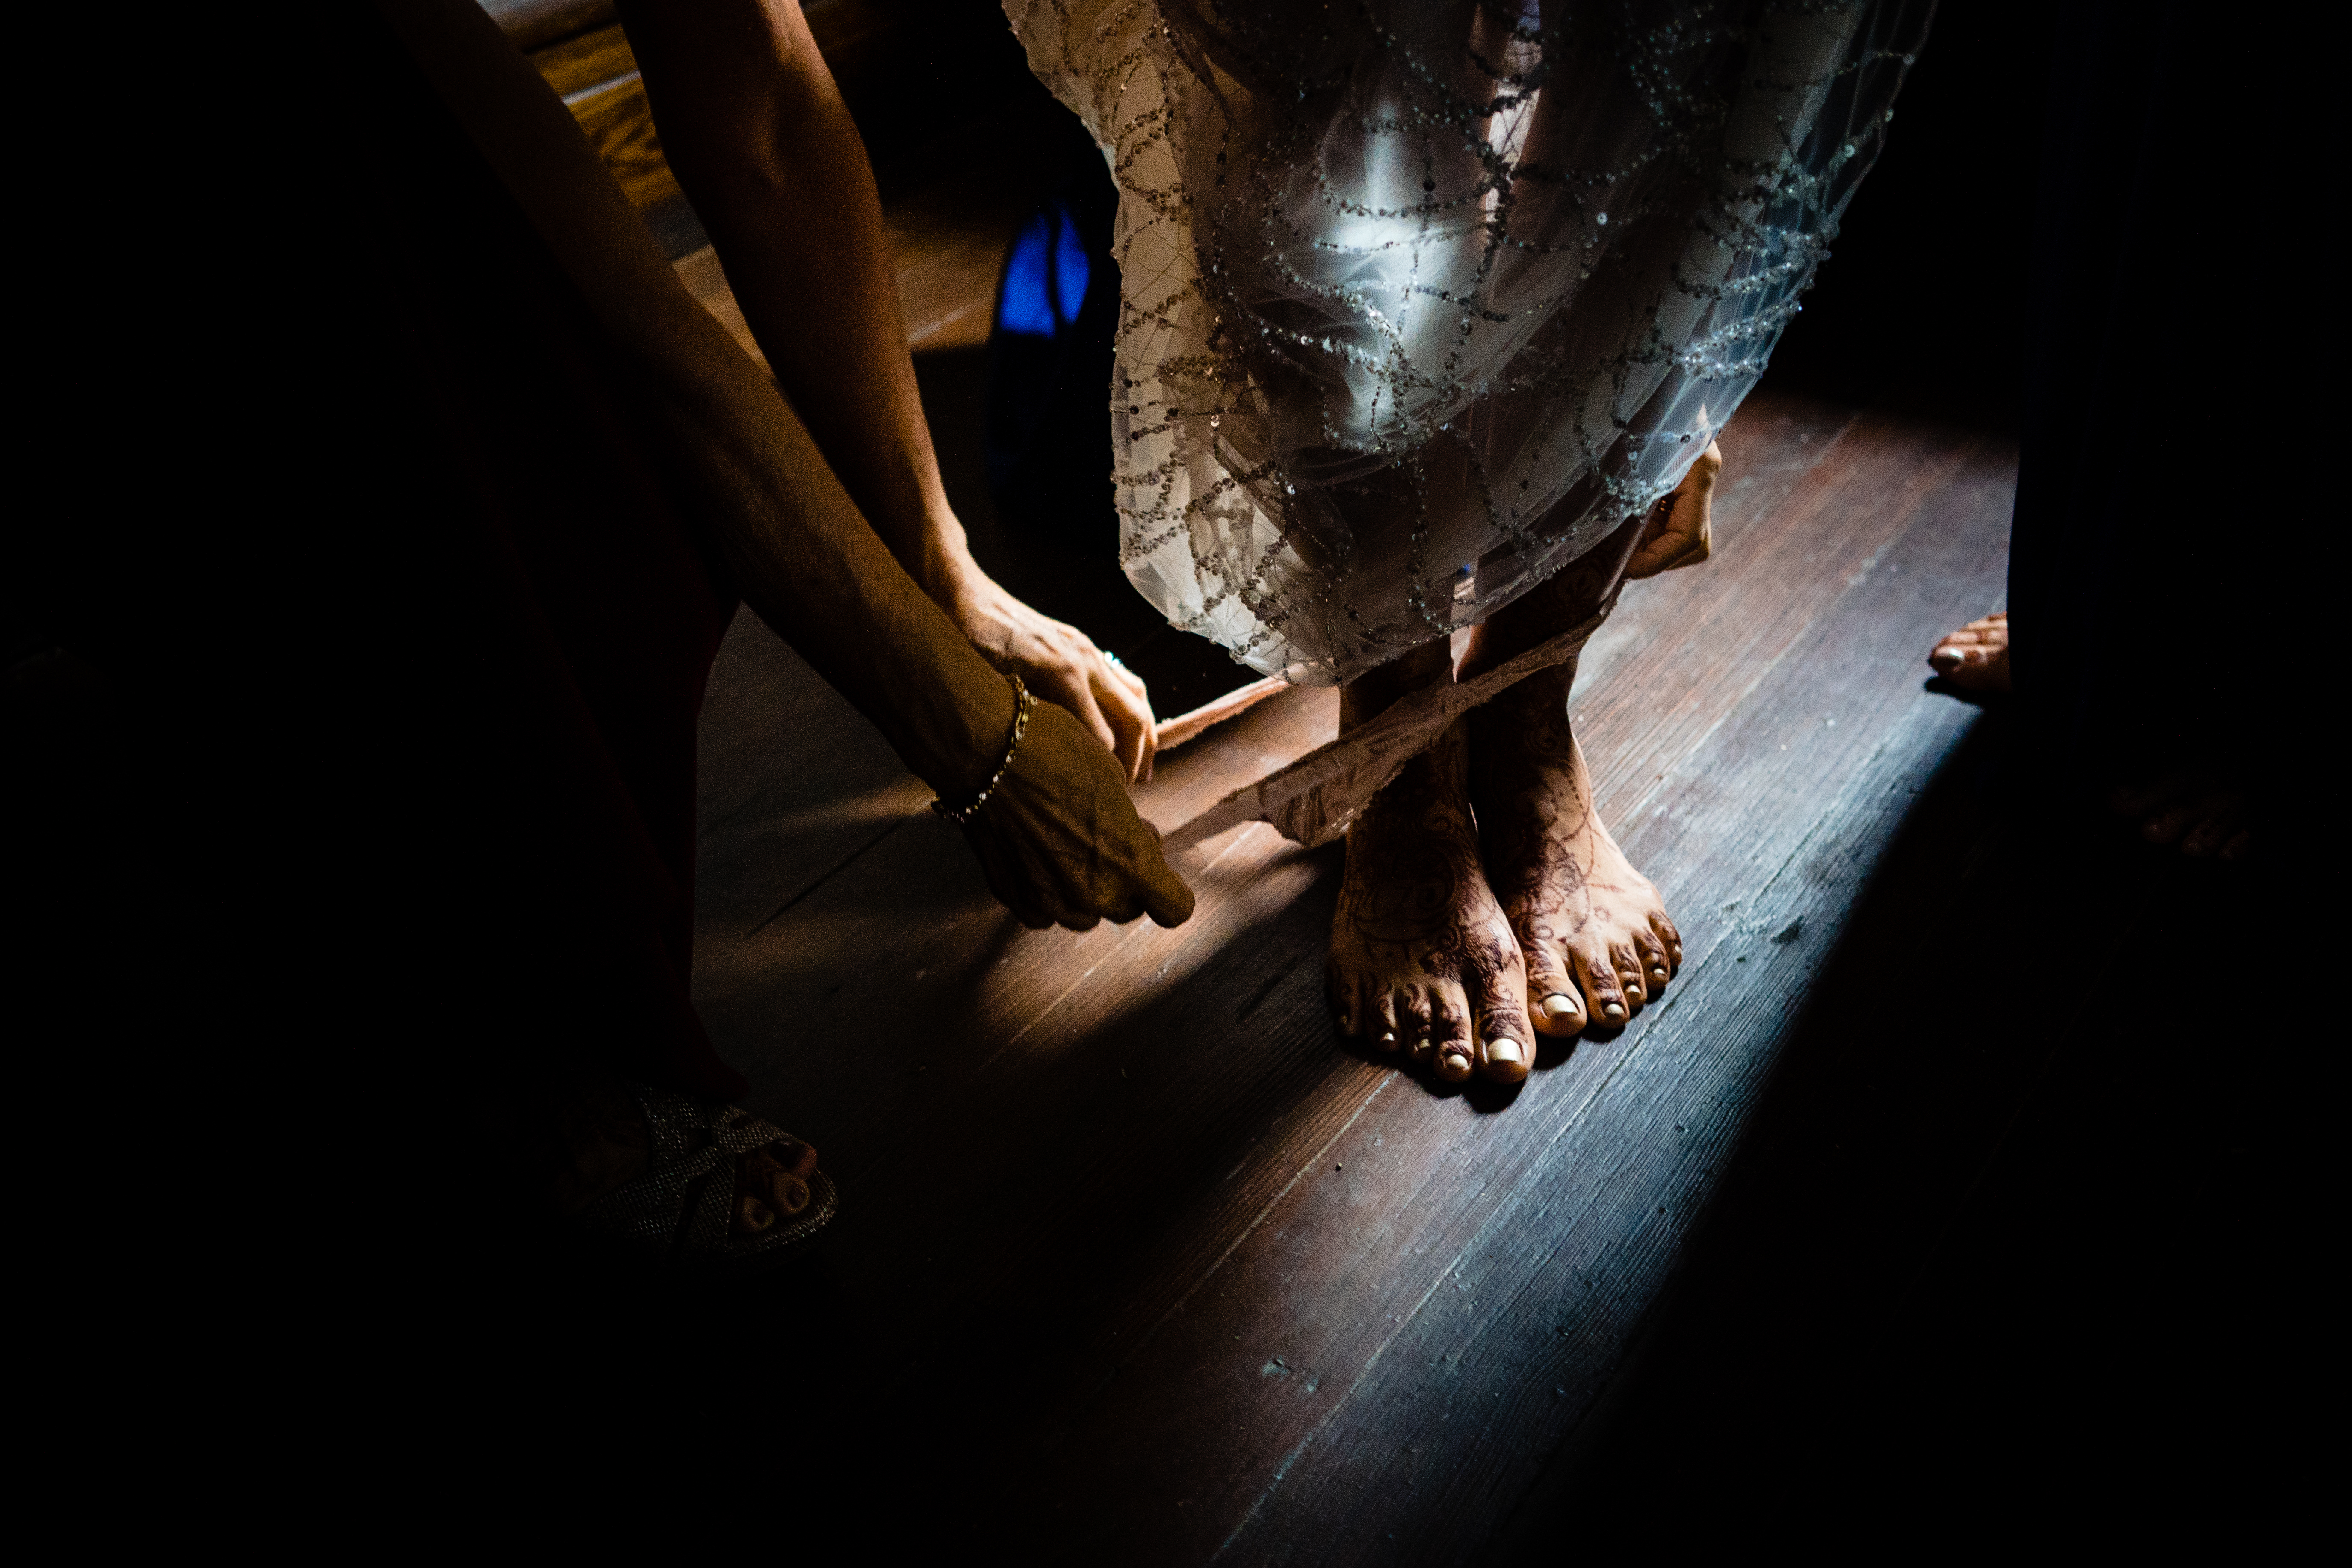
left=963, top=702, right=1197, bottom=930
left=1064, top=681, right=1123, bottom=766
left=1074, top=634, right=1155, bottom=783
left=1022, top=630, right=1152, bottom=783
left=1096, top=809, right=1191, bottom=927
left=971, top=832, right=1055, bottom=929
left=1090, top=658, right=1155, bottom=783
left=941, top=560, right=1160, bottom=782
left=1138, top=825, right=1196, bottom=927
left=1108, top=660, right=1158, bottom=783
left=1622, top=500, right=1676, bottom=580
left=1625, top=440, right=1720, bottom=580
left=1625, top=504, right=1689, bottom=579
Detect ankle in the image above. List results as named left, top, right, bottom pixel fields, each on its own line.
left=1473, top=664, right=1571, bottom=733
left=1341, top=638, right=1453, bottom=730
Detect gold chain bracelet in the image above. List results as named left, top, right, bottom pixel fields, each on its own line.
left=931, top=674, right=1035, bottom=824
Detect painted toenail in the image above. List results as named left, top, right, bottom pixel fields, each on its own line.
left=1604, top=1002, right=1626, bottom=1019
left=1377, top=1030, right=1397, bottom=1047
left=1487, top=1039, right=1522, bottom=1065
left=774, top=1173, right=811, bottom=1216
left=1541, top=993, right=1580, bottom=1020
left=1652, top=966, right=1668, bottom=979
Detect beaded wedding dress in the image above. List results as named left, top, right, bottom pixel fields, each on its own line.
left=1008, top=0, right=1931, bottom=687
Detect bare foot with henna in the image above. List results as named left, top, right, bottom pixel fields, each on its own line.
left=1327, top=645, right=1536, bottom=1084
left=1327, top=459, right=1707, bottom=1080
left=1469, top=664, right=1682, bottom=1039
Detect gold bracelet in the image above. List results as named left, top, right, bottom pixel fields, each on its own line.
left=931, top=674, right=1034, bottom=824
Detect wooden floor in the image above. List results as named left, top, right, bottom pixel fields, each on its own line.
left=674, top=165, right=1033, bottom=364
left=1478, top=704, right=2285, bottom=1553
left=429, top=30, right=2283, bottom=1531
left=686, top=365, right=2018, bottom=1556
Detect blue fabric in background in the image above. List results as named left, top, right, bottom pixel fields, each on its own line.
left=996, top=202, right=1091, bottom=338
left=1053, top=207, right=1090, bottom=325
left=979, top=119, right=1317, bottom=716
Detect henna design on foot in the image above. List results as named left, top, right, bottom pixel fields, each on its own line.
left=1469, top=666, right=1682, bottom=1037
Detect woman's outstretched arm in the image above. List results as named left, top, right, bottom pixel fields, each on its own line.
left=379, top=0, right=1188, bottom=930
left=615, top=0, right=1158, bottom=781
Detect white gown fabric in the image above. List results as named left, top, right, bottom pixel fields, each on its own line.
left=1008, top=0, right=1929, bottom=685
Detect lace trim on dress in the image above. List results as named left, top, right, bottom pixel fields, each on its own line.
left=1008, top=0, right=1929, bottom=685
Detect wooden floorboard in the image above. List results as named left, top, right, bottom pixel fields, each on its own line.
left=1474, top=722, right=2286, bottom=1552
left=669, top=102, right=1047, bottom=365
left=1024, top=415, right=2017, bottom=1562
left=689, top=387, right=2014, bottom=1559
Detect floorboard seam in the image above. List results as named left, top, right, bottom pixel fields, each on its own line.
left=1212, top=693, right=1979, bottom=1559
left=1211, top=1141, right=1537, bottom=1563
left=685, top=389, right=2020, bottom=1555
left=745, top=813, right=919, bottom=936
left=1144, top=1073, right=1398, bottom=1364
left=1262, top=700, right=1982, bottom=1558
left=1209, top=999, right=1681, bottom=1560
left=1586, top=439, right=1966, bottom=821
left=972, top=823, right=1293, bottom=1073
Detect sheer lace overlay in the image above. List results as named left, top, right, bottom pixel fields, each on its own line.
left=1008, top=0, right=1929, bottom=684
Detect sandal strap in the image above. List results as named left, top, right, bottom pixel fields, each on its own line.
left=573, top=1087, right=836, bottom=1267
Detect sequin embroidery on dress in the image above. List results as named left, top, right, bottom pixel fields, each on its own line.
left=1006, top=0, right=1929, bottom=685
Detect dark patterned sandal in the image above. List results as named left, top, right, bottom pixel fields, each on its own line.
left=571, top=1086, right=837, bottom=1273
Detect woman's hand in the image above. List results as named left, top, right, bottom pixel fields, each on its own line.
left=940, top=564, right=1159, bottom=783
left=961, top=699, right=1194, bottom=930
left=1624, top=440, right=1722, bottom=580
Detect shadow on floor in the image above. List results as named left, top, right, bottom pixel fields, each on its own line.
left=1486, top=700, right=2293, bottom=1551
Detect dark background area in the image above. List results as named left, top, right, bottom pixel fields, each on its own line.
left=1764, top=0, right=2053, bottom=433
left=10, top=6, right=2301, bottom=1540
left=1489, top=6, right=2303, bottom=1548
left=1486, top=715, right=2297, bottom=1555
left=956, top=0, right=2069, bottom=721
